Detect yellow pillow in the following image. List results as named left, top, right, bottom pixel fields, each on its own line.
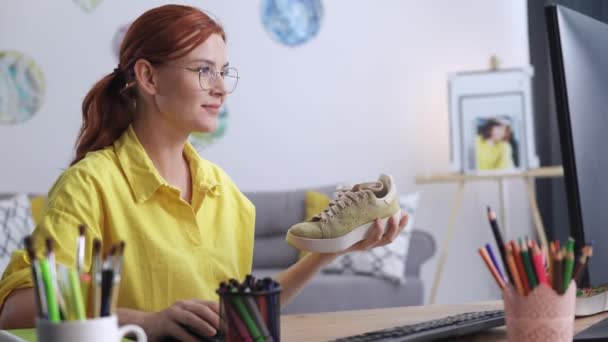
left=29, top=195, right=47, bottom=225
left=305, top=191, right=331, bottom=221
left=298, top=191, right=332, bottom=259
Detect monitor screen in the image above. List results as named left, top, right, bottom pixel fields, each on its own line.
left=546, top=4, right=608, bottom=288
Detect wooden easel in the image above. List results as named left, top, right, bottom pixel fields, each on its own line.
left=416, top=166, right=564, bottom=304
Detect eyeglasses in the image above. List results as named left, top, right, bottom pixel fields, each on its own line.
left=163, top=63, right=239, bottom=94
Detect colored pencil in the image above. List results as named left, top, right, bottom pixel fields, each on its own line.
left=548, top=241, right=556, bottom=286
left=532, top=245, right=549, bottom=286
left=479, top=247, right=506, bottom=290
left=487, top=207, right=513, bottom=283
left=554, top=251, right=564, bottom=294
left=505, top=244, right=524, bottom=295
left=520, top=240, right=537, bottom=289
left=563, top=250, right=575, bottom=292
left=485, top=244, right=505, bottom=282
left=573, top=245, right=594, bottom=284
left=511, top=240, right=530, bottom=295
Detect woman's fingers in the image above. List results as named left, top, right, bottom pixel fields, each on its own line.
left=399, top=213, right=410, bottom=230
left=183, top=301, right=220, bottom=331
left=346, top=213, right=410, bottom=252
left=380, top=215, right=400, bottom=244
left=360, top=219, right=383, bottom=249
left=191, top=300, right=220, bottom=315
left=170, top=302, right=218, bottom=337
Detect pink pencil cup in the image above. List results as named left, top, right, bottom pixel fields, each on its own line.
left=502, top=280, right=576, bottom=342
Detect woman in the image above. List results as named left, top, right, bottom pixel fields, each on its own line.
left=475, top=118, right=515, bottom=170
left=0, top=5, right=407, bottom=341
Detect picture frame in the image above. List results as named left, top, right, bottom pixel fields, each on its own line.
left=447, top=67, right=539, bottom=174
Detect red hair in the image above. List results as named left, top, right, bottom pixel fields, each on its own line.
left=71, top=5, right=225, bottom=165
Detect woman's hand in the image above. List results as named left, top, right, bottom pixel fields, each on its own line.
left=141, top=299, right=220, bottom=342
left=342, top=213, right=409, bottom=254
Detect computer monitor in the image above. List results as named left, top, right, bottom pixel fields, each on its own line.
left=545, top=4, right=608, bottom=289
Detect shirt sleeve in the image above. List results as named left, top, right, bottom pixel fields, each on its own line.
left=0, top=167, right=104, bottom=309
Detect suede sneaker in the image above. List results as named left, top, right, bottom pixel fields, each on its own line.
left=286, top=174, right=401, bottom=253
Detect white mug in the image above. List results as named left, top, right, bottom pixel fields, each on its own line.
left=36, top=315, right=146, bottom=342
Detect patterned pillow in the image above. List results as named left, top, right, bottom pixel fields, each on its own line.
left=0, top=194, right=35, bottom=273
left=322, top=192, right=421, bottom=284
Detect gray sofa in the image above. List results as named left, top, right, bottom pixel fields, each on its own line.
left=244, top=186, right=436, bottom=314
left=1, top=188, right=435, bottom=315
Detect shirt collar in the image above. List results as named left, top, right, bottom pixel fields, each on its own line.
left=183, top=142, right=223, bottom=197
left=114, top=125, right=222, bottom=203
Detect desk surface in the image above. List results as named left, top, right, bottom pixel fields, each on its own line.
left=281, top=300, right=608, bottom=341
left=4, top=301, right=608, bottom=341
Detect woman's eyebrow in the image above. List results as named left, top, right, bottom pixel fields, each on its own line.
left=189, top=58, right=230, bottom=68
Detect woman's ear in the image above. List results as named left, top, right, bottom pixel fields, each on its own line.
left=133, top=59, right=159, bottom=96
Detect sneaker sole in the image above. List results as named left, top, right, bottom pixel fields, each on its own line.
left=286, top=210, right=401, bottom=253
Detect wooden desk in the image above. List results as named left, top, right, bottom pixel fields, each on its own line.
left=282, top=301, right=608, bottom=341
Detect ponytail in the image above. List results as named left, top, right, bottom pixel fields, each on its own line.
left=71, top=68, right=135, bottom=166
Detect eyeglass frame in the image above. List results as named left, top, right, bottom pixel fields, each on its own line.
left=161, top=63, right=240, bottom=94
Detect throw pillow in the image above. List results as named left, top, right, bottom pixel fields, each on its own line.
left=305, top=191, right=332, bottom=222
left=322, top=191, right=421, bottom=284
left=0, top=194, right=36, bottom=274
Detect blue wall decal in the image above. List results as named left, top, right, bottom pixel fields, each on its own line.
left=261, top=0, right=323, bottom=47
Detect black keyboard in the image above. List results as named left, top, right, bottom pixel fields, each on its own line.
left=331, top=310, right=505, bottom=342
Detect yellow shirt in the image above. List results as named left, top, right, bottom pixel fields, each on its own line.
left=0, top=125, right=255, bottom=312
left=475, top=135, right=514, bottom=170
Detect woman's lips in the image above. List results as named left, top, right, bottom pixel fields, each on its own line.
left=202, top=104, right=221, bottom=115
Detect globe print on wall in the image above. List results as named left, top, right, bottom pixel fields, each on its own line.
left=0, top=51, right=46, bottom=125
left=73, top=0, right=103, bottom=13
left=189, top=105, right=229, bottom=150
left=261, top=0, right=323, bottom=47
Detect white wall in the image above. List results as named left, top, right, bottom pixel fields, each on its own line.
left=0, top=0, right=532, bottom=304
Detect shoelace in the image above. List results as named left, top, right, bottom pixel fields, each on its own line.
left=313, top=182, right=383, bottom=223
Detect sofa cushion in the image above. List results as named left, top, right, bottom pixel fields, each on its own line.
left=0, top=194, right=35, bottom=274
left=321, top=192, right=421, bottom=284
left=245, top=185, right=337, bottom=269
left=246, top=190, right=306, bottom=238
left=245, top=185, right=337, bottom=237
left=252, top=236, right=299, bottom=269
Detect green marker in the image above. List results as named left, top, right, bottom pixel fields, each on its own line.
left=229, top=287, right=265, bottom=342
left=39, top=259, right=61, bottom=322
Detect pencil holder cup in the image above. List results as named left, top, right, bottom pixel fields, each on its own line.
left=503, top=281, right=576, bottom=342
left=36, top=315, right=146, bottom=342
left=217, top=285, right=281, bottom=342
